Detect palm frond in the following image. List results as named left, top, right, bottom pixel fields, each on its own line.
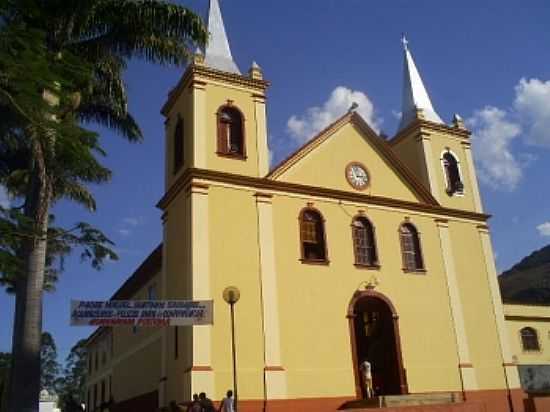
left=52, top=179, right=96, bottom=211
left=73, top=0, right=207, bottom=65
left=78, top=105, right=142, bottom=142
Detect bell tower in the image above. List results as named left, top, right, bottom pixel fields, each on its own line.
left=390, top=37, right=484, bottom=213
left=161, top=0, right=270, bottom=192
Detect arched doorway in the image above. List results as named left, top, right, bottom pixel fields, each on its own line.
left=348, top=290, right=408, bottom=398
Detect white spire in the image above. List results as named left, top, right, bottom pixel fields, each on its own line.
left=204, top=0, right=241, bottom=74
left=398, top=36, right=443, bottom=131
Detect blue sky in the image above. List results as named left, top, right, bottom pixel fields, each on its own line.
left=1, top=0, right=550, bottom=360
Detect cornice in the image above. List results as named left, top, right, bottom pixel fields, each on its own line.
left=503, top=300, right=550, bottom=309
left=504, top=315, right=550, bottom=322
left=390, top=119, right=471, bottom=146
left=161, top=64, right=270, bottom=116
left=156, top=167, right=490, bottom=223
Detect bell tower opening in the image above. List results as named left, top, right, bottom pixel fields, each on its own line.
left=349, top=291, right=408, bottom=398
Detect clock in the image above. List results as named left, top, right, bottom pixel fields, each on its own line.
left=345, top=162, right=370, bottom=190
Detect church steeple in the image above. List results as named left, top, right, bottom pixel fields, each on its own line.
left=398, top=36, right=443, bottom=131
left=203, top=0, right=241, bottom=74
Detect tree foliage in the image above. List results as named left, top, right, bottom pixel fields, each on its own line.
left=40, top=332, right=60, bottom=394
left=0, top=353, right=11, bottom=370
left=0, top=208, right=117, bottom=293
left=56, top=339, right=87, bottom=411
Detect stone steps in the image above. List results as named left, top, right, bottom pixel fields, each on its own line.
left=339, top=392, right=477, bottom=411
left=382, top=393, right=461, bottom=407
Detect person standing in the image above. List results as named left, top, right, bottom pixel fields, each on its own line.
left=359, top=359, right=374, bottom=398
left=187, top=394, right=202, bottom=412
left=218, top=390, right=234, bottom=412
left=199, top=392, right=216, bottom=412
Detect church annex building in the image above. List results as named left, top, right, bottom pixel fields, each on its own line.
left=84, top=1, right=549, bottom=411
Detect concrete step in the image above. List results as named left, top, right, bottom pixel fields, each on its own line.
left=339, top=393, right=463, bottom=410
left=340, top=401, right=484, bottom=412
left=382, top=393, right=461, bottom=407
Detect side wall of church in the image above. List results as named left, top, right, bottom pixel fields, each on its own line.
left=504, top=304, right=550, bottom=367
left=86, top=273, right=163, bottom=409
left=450, top=222, right=508, bottom=389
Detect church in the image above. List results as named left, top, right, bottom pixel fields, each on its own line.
left=83, top=1, right=537, bottom=411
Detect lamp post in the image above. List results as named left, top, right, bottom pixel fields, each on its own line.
left=223, top=286, right=241, bottom=412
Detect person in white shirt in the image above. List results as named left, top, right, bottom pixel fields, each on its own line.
left=219, top=390, right=234, bottom=412
left=359, top=359, right=373, bottom=398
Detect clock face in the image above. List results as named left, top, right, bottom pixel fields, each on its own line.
left=346, top=162, right=369, bottom=190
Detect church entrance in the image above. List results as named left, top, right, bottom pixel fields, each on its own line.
left=348, top=291, right=408, bottom=398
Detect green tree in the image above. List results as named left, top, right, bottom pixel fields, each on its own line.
left=0, top=1, right=207, bottom=412
left=40, top=332, right=60, bottom=394
left=0, top=353, right=11, bottom=370
left=56, top=339, right=87, bottom=411
left=0, top=352, right=10, bottom=412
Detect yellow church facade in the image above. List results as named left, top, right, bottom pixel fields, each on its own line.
left=84, top=1, right=539, bottom=411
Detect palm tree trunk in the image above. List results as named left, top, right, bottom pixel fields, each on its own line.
left=8, top=138, right=51, bottom=412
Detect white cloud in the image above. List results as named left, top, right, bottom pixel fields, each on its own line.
left=514, top=78, right=550, bottom=147
left=468, top=106, right=523, bottom=190
left=118, top=229, right=131, bottom=237
left=467, top=77, right=550, bottom=191
left=537, top=222, right=550, bottom=237
left=287, top=86, right=382, bottom=143
left=123, top=217, right=143, bottom=227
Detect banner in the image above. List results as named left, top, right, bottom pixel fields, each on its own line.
left=71, top=300, right=213, bottom=327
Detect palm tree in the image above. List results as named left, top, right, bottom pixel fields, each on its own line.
left=0, top=2, right=208, bottom=411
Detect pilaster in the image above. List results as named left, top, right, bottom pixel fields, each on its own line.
left=435, top=219, right=477, bottom=391
left=159, top=219, right=168, bottom=407
left=188, top=182, right=214, bottom=395
left=417, top=133, right=441, bottom=202
left=192, top=80, right=207, bottom=169
left=461, top=141, right=484, bottom=213
left=477, top=224, right=521, bottom=389
left=253, top=94, right=269, bottom=177
left=255, top=193, right=287, bottom=399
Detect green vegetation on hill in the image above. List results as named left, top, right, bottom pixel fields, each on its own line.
left=499, top=245, right=550, bottom=304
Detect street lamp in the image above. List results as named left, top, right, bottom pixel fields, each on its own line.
left=223, top=286, right=241, bottom=412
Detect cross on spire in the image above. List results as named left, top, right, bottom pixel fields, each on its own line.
left=401, top=34, right=409, bottom=51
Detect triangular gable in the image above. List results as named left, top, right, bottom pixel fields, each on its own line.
left=268, top=112, right=438, bottom=205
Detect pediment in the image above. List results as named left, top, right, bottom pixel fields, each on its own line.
left=268, top=112, right=437, bottom=205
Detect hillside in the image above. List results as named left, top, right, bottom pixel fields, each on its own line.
left=499, top=244, right=550, bottom=304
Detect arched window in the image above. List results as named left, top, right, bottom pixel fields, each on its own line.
left=173, top=118, right=184, bottom=173
left=299, top=208, right=328, bottom=263
left=400, top=223, right=424, bottom=272
left=442, top=152, right=464, bottom=195
left=217, top=105, right=245, bottom=157
left=520, top=327, right=540, bottom=351
left=352, top=216, right=378, bottom=267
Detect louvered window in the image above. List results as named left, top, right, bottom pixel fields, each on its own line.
left=217, top=106, right=245, bottom=157
left=442, top=152, right=463, bottom=195
left=352, top=217, right=378, bottom=266
left=400, top=223, right=424, bottom=271
left=300, top=210, right=327, bottom=262
left=521, top=327, right=540, bottom=351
